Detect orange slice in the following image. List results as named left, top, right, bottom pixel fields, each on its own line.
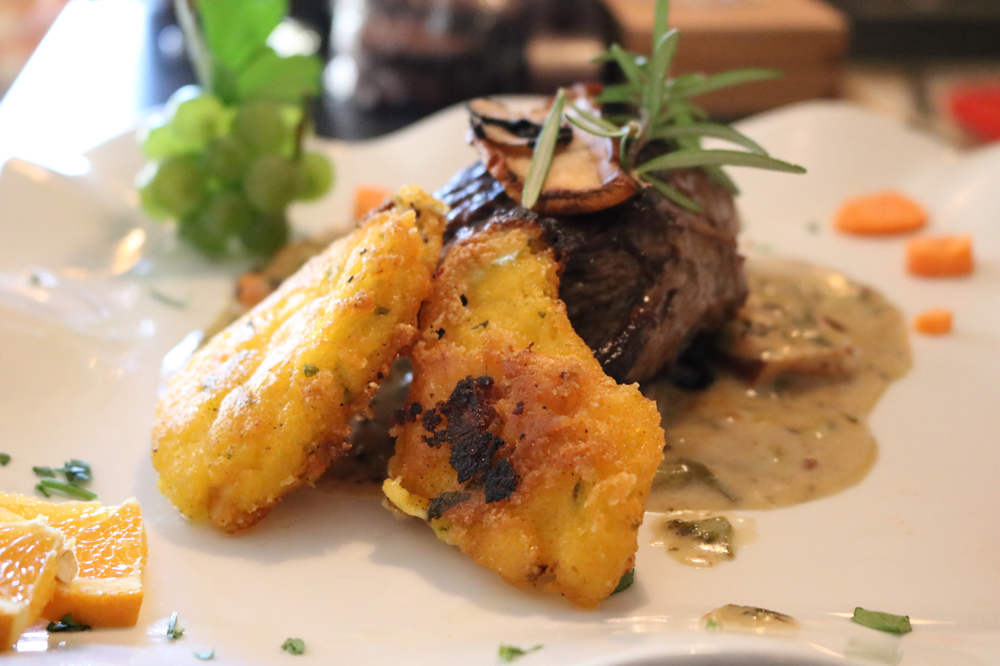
left=0, top=517, right=67, bottom=649
left=0, top=494, right=146, bottom=627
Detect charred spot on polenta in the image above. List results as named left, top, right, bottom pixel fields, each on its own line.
left=426, top=491, right=472, bottom=520
left=421, top=375, right=520, bottom=502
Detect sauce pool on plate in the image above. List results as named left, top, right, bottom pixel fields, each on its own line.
left=645, top=258, right=911, bottom=512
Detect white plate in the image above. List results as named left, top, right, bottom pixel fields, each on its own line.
left=0, top=101, right=997, bottom=665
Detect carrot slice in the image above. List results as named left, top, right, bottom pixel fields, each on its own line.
left=353, top=185, right=393, bottom=222
left=913, top=309, right=953, bottom=335
left=834, top=191, right=927, bottom=235
left=906, top=235, right=974, bottom=277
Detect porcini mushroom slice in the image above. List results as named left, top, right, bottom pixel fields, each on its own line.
left=468, top=92, right=639, bottom=215
left=468, top=98, right=573, bottom=147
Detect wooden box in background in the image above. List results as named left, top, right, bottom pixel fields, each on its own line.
left=601, top=0, right=848, bottom=117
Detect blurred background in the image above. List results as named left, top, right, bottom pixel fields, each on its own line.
left=1, top=0, right=998, bottom=146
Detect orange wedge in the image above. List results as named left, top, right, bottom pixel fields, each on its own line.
left=0, top=493, right=146, bottom=627
left=0, top=517, right=68, bottom=649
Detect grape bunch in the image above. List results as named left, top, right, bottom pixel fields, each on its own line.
left=137, top=86, right=333, bottom=258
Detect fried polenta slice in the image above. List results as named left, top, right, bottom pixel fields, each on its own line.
left=153, top=186, right=447, bottom=532
left=384, top=222, right=665, bottom=608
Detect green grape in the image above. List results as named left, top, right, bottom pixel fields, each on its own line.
left=136, top=164, right=171, bottom=220
left=244, top=154, right=298, bottom=214
left=233, top=101, right=288, bottom=155
left=202, top=190, right=253, bottom=234
left=165, top=85, right=203, bottom=110
left=240, top=213, right=289, bottom=256
left=170, top=94, right=226, bottom=149
left=139, top=123, right=193, bottom=160
left=294, top=151, right=334, bottom=201
left=138, top=155, right=207, bottom=218
left=205, top=136, right=250, bottom=185
left=178, top=214, right=228, bottom=257
left=179, top=191, right=255, bottom=257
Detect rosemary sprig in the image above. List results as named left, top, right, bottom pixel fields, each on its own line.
left=524, top=0, right=805, bottom=212
left=522, top=88, right=567, bottom=210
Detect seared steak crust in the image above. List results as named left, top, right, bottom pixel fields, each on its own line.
left=437, top=162, right=747, bottom=384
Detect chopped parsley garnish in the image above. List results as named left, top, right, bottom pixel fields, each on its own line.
left=194, top=649, right=216, bottom=660
left=611, top=568, right=635, bottom=595
left=167, top=611, right=185, bottom=639
left=0, top=453, right=10, bottom=466
left=851, top=607, right=912, bottom=635
left=303, top=364, right=319, bottom=377
left=47, top=614, right=91, bottom=632
left=281, top=638, right=305, bottom=655
left=704, top=617, right=721, bottom=630
left=33, top=459, right=96, bottom=500
left=498, top=644, right=542, bottom=662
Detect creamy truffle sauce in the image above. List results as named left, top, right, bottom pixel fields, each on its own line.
left=702, top=604, right=799, bottom=634
left=651, top=511, right=756, bottom=568
left=644, top=258, right=911, bottom=513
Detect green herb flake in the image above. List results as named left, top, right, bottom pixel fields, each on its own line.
left=498, top=644, right=542, bottom=662
left=150, top=288, right=188, bottom=309
left=303, top=364, right=319, bottom=377
left=36, top=479, right=98, bottom=501
left=194, top=649, right=216, bottom=660
left=59, top=459, right=92, bottom=484
left=612, top=568, right=635, bottom=595
left=281, top=638, right=306, bottom=655
left=655, top=458, right=738, bottom=502
left=374, top=305, right=391, bottom=316
left=0, top=453, right=10, bottom=466
left=47, top=614, right=91, bottom=633
left=705, top=617, right=722, bottom=630
left=167, top=611, right=185, bottom=639
left=33, top=466, right=56, bottom=478
left=851, top=607, right=912, bottom=635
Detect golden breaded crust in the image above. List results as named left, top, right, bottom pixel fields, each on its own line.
left=385, top=222, right=664, bottom=608
left=153, top=186, right=446, bottom=532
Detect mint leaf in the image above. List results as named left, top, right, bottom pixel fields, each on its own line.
left=237, top=50, right=321, bottom=104
left=199, top=0, right=285, bottom=73
left=0, top=453, right=10, bottom=466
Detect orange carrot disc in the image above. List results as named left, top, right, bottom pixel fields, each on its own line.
left=906, top=235, right=974, bottom=277
left=834, top=191, right=927, bottom=235
left=913, top=309, right=953, bottom=335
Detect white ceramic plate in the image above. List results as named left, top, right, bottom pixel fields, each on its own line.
left=0, top=101, right=997, bottom=665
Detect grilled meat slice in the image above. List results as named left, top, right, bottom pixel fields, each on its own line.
left=437, top=162, right=747, bottom=384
